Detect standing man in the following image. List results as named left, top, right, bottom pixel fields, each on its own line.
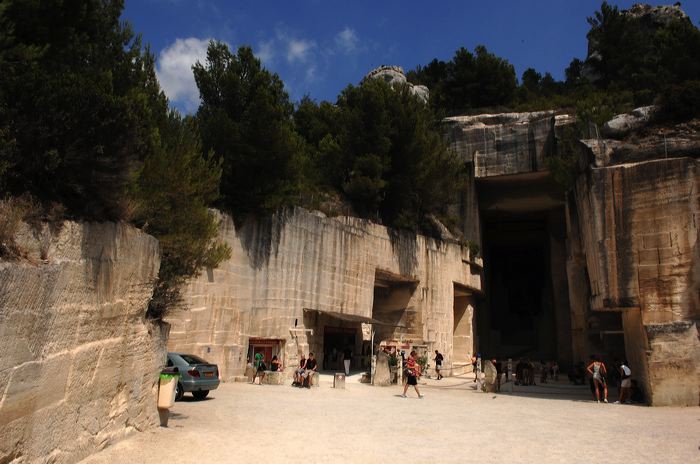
left=251, top=351, right=266, bottom=385
left=343, top=346, right=352, bottom=376
left=433, top=350, right=444, bottom=380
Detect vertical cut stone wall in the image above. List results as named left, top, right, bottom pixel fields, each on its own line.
left=570, top=156, right=700, bottom=405
left=169, top=209, right=481, bottom=380
left=0, top=221, right=164, bottom=463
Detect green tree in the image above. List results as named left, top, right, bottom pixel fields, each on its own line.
left=194, top=43, right=305, bottom=214
left=0, top=0, right=166, bottom=219
left=133, top=113, right=230, bottom=318
left=302, top=78, right=463, bottom=231
left=408, top=45, right=517, bottom=113
left=0, top=1, right=228, bottom=318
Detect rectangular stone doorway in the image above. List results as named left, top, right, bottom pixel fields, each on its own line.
left=453, top=283, right=474, bottom=366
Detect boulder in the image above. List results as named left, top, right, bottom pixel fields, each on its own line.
left=482, top=360, right=497, bottom=393
left=602, top=106, right=656, bottom=138
left=373, top=351, right=392, bottom=386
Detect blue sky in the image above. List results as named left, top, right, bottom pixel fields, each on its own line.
left=122, top=1, right=700, bottom=113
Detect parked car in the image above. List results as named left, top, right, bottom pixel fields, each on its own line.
left=167, top=352, right=220, bottom=400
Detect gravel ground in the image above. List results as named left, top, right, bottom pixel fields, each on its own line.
left=81, top=373, right=700, bottom=464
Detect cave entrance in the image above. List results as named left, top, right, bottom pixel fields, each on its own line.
left=476, top=171, right=573, bottom=368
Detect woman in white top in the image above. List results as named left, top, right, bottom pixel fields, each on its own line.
left=587, top=356, right=609, bottom=403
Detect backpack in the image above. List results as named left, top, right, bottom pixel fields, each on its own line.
left=621, top=365, right=631, bottom=379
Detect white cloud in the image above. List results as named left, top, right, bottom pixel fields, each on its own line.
left=286, top=37, right=316, bottom=63
left=335, top=27, right=358, bottom=54
left=156, top=37, right=212, bottom=113
left=256, top=39, right=275, bottom=65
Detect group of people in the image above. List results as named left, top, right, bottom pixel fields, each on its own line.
left=292, top=352, right=318, bottom=388
left=583, top=356, right=635, bottom=404
left=249, top=353, right=283, bottom=385
left=249, top=352, right=320, bottom=388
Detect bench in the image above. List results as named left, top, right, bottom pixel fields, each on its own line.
left=245, top=366, right=290, bottom=385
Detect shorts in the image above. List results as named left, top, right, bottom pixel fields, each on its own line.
left=301, top=370, right=315, bottom=378
left=435, top=364, right=441, bottom=370
left=621, top=378, right=631, bottom=388
left=407, top=375, right=417, bottom=386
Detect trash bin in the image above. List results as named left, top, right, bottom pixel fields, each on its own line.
left=157, top=367, right=179, bottom=427
left=333, top=372, right=345, bottom=389
left=158, top=371, right=179, bottom=409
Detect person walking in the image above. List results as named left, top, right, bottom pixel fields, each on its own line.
left=586, top=355, right=608, bottom=403
left=402, top=351, right=422, bottom=398
left=343, top=346, right=352, bottom=376
left=434, top=350, right=444, bottom=380
left=615, top=360, right=632, bottom=404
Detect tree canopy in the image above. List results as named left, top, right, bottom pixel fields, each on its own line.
left=194, top=43, right=305, bottom=215
left=0, top=0, right=228, bottom=318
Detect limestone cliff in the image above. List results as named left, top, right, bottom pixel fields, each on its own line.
left=0, top=221, right=164, bottom=463
left=567, top=122, right=700, bottom=406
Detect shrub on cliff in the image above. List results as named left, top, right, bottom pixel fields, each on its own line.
left=194, top=43, right=306, bottom=215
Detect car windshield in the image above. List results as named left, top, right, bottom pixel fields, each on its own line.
left=179, top=354, right=208, bottom=365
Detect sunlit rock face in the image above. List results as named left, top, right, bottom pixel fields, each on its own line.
left=568, top=118, right=700, bottom=406
left=169, top=208, right=482, bottom=381
left=0, top=222, right=165, bottom=463
left=365, top=65, right=429, bottom=103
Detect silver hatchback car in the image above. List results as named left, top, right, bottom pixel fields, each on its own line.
left=167, top=352, right=220, bottom=400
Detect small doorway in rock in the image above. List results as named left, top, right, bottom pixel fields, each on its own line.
left=248, top=338, right=283, bottom=367
left=323, top=326, right=356, bottom=371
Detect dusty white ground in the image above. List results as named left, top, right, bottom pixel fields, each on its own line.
left=82, top=373, right=700, bottom=464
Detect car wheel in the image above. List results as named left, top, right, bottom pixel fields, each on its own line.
left=192, top=390, right=209, bottom=400
left=175, top=382, right=184, bottom=401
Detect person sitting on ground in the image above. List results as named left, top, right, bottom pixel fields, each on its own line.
left=402, top=350, right=422, bottom=398
left=434, top=350, right=444, bottom=380
left=586, top=355, right=608, bottom=403
left=270, top=355, right=283, bottom=372
left=615, top=360, right=632, bottom=404
left=301, top=352, right=318, bottom=388
left=251, top=352, right=266, bottom=385
left=293, top=353, right=307, bottom=386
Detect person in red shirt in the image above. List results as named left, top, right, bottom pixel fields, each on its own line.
left=401, top=351, right=422, bottom=398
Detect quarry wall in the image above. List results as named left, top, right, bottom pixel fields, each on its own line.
left=168, top=208, right=482, bottom=380
left=0, top=221, right=165, bottom=463
left=570, top=153, right=700, bottom=405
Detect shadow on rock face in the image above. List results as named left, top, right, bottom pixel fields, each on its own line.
left=388, top=228, right=418, bottom=277
left=233, top=208, right=290, bottom=270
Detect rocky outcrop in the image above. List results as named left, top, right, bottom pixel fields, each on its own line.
left=168, top=208, right=482, bottom=380
left=602, top=106, right=656, bottom=138
left=0, top=221, right=164, bottom=463
left=365, top=65, right=429, bottom=103
left=623, top=3, right=688, bottom=24
left=444, top=111, right=574, bottom=178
